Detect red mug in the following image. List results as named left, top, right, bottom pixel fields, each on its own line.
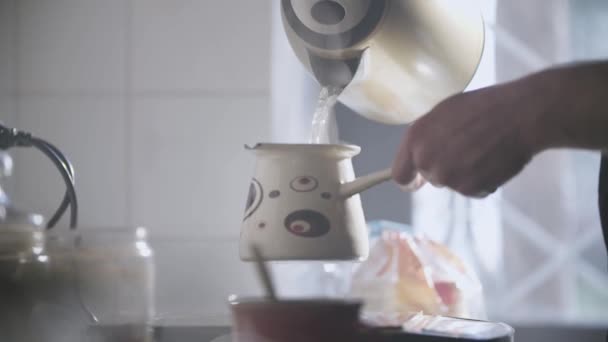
left=230, top=297, right=371, bottom=342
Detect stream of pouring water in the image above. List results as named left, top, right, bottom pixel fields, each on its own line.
left=310, top=86, right=344, bottom=144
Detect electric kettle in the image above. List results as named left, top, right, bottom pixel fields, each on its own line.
left=281, top=0, right=485, bottom=125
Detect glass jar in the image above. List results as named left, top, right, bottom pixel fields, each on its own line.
left=0, top=226, right=155, bottom=342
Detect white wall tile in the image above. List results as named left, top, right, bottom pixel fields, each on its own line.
left=18, top=0, right=126, bottom=93
left=11, top=0, right=274, bottom=323
left=13, top=96, right=127, bottom=227
left=0, top=0, right=15, bottom=95
left=0, top=96, right=16, bottom=127
left=150, top=236, right=261, bottom=324
left=131, top=0, right=271, bottom=93
left=130, top=96, right=269, bottom=235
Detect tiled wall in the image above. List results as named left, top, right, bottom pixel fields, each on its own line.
left=0, top=0, right=16, bottom=129
left=0, top=0, right=271, bottom=323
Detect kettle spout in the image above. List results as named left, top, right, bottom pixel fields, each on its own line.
left=308, top=53, right=361, bottom=87
left=339, top=168, right=392, bottom=198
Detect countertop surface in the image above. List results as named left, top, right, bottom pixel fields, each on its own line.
left=149, top=326, right=607, bottom=342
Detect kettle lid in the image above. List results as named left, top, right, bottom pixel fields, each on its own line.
left=282, top=0, right=387, bottom=50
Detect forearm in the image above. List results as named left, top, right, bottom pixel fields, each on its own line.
left=526, top=61, right=608, bottom=152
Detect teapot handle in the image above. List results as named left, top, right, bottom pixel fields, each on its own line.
left=339, top=168, right=425, bottom=198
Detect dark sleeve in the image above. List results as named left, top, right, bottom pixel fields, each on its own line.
left=598, top=155, right=608, bottom=252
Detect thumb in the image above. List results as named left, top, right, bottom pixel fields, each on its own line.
left=392, top=139, right=417, bottom=186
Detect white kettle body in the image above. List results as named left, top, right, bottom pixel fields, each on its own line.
left=281, top=0, right=485, bottom=125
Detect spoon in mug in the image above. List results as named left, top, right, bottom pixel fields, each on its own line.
left=251, top=244, right=277, bottom=301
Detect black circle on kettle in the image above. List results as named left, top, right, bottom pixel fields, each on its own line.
left=311, top=1, right=346, bottom=25
left=284, top=210, right=331, bottom=238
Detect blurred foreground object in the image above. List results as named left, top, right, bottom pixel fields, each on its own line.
left=0, top=228, right=155, bottom=342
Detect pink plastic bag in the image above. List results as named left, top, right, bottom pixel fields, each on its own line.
left=350, top=228, right=486, bottom=321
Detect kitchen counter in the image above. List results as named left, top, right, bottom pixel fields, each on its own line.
left=150, top=326, right=607, bottom=342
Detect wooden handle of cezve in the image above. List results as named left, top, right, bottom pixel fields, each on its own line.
left=340, top=168, right=426, bottom=198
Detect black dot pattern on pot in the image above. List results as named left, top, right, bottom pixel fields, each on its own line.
left=290, top=176, right=318, bottom=192
left=284, top=210, right=330, bottom=238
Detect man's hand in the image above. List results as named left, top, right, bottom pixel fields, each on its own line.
left=392, top=73, right=552, bottom=197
